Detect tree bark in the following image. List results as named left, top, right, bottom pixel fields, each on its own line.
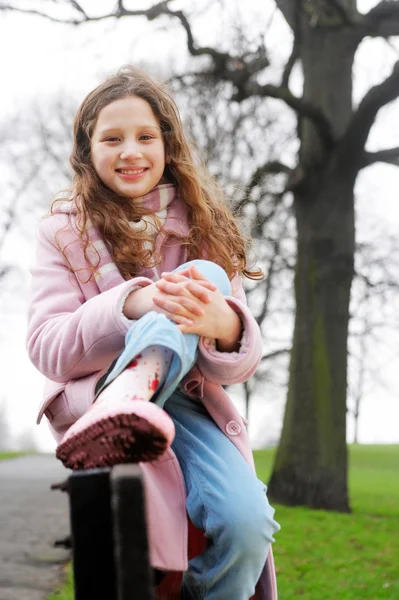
left=268, top=172, right=354, bottom=511
left=268, top=24, right=360, bottom=512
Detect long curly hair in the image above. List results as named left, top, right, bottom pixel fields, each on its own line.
left=54, top=65, right=262, bottom=281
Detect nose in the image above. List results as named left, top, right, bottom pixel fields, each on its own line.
left=120, top=141, right=143, bottom=160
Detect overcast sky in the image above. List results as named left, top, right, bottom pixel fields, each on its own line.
left=0, top=0, right=398, bottom=451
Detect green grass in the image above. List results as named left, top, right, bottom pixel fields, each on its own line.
left=253, top=444, right=399, bottom=599
left=47, top=564, right=73, bottom=600
left=47, top=444, right=399, bottom=599
left=0, top=451, right=26, bottom=461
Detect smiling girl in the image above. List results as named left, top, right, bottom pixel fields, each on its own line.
left=26, top=65, right=279, bottom=600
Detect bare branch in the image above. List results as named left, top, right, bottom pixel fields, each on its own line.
left=0, top=161, right=42, bottom=261
left=360, top=0, right=399, bottom=38
left=280, top=0, right=300, bottom=93
left=339, top=61, right=399, bottom=168
left=0, top=2, right=333, bottom=146
left=257, top=192, right=289, bottom=232
left=261, top=348, right=290, bottom=362
left=0, top=3, right=82, bottom=24
left=362, top=146, right=399, bottom=168
left=253, top=160, right=292, bottom=180
left=151, top=3, right=230, bottom=63
left=0, top=1, right=187, bottom=28
left=234, top=174, right=288, bottom=214
left=234, top=81, right=334, bottom=148
left=70, top=1, right=88, bottom=19
left=255, top=243, right=279, bottom=327
left=0, top=0, right=257, bottom=71
left=356, top=271, right=399, bottom=292
left=281, top=40, right=299, bottom=88
left=0, top=1, right=270, bottom=96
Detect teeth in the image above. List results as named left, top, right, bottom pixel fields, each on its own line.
left=120, top=168, right=145, bottom=174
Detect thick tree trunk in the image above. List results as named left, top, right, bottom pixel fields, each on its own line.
left=268, top=174, right=354, bottom=511
left=268, top=25, right=360, bottom=511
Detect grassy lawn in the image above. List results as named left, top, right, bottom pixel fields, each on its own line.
left=254, top=444, right=399, bottom=600
left=0, top=451, right=26, bottom=461
left=47, top=564, right=73, bottom=600
left=48, top=444, right=399, bottom=599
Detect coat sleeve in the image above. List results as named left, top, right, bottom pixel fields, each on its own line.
left=196, top=274, right=263, bottom=385
left=26, top=216, right=153, bottom=383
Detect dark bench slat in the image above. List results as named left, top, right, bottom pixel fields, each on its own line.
left=111, top=464, right=154, bottom=600
left=69, top=467, right=116, bottom=599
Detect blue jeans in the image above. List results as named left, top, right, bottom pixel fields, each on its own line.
left=165, top=392, right=279, bottom=600
left=97, top=260, right=280, bottom=598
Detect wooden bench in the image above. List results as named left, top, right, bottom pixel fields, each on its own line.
left=53, top=465, right=264, bottom=599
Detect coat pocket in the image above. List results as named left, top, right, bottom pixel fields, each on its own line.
left=37, top=371, right=104, bottom=426
left=44, top=390, right=75, bottom=437
left=36, top=381, right=67, bottom=425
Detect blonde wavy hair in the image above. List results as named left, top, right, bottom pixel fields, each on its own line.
left=54, top=65, right=262, bottom=281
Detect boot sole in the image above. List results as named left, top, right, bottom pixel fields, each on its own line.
left=56, top=412, right=169, bottom=470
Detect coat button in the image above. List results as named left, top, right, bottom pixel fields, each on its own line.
left=226, top=420, right=241, bottom=436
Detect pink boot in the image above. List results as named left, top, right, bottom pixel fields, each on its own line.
left=56, top=397, right=175, bottom=470
left=56, top=348, right=175, bottom=470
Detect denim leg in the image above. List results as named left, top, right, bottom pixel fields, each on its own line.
left=95, top=260, right=232, bottom=405
left=165, top=394, right=280, bottom=600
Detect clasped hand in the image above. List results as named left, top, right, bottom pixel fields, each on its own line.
left=153, top=265, right=234, bottom=339
left=124, top=265, right=242, bottom=349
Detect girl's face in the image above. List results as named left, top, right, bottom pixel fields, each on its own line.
left=91, top=96, right=166, bottom=200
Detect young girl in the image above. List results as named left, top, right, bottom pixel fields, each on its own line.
left=27, top=65, right=280, bottom=600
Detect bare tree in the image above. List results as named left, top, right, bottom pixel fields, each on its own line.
left=0, top=96, right=74, bottom=308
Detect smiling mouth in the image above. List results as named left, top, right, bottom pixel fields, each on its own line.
left=117, top=168, right=147, bottom=175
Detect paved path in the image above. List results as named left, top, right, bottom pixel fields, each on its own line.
left=0, top=454, right=71, bottom=600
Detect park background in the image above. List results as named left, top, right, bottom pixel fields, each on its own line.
left=0, top=2, right=398, bottom=599
left=0, top=0, right=398, bottom=452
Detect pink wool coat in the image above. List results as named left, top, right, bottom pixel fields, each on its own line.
left=26, top=201, right=277, bottom=598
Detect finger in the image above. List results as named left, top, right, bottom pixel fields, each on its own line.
left=153, top=295, right=184, bottom=315
left=156, top=279, right=207, bottom=300
left=156, top=280, right=187, bottom=296
left=185, top=281, right=213, bottom=303
left=162, top=269, right=190, bottom=278
left=160, top=272, right=190, bottom=284
left=170, top=315, right=194, bottom=326
left=154, top=306, right=193, bottom=326
left=161, top=271, right=217, bottom=292
left=188, top=265, right=207, bottom=280
left=188, top=278, right=217, bottom=292
left=154, top=302, right=194, bottom=326
left=177, top=322, right=203, bottom=335
left=176, top=323, right=189, bottom=333
left=176, top=323, right=196, bottom=334
left=156, top=279, right=212, bottom=304
left=176, top=295, right=206, bottom=316
left=153, top=294, right=205, bottom=317
left=187, top=265, right=218, bottom=291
